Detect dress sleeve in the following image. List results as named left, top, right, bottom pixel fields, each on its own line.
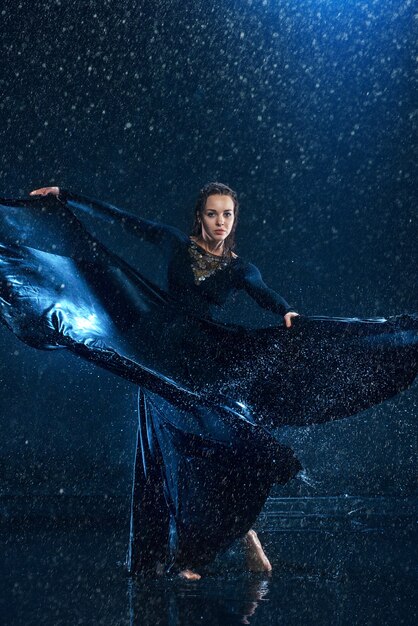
left=239, top=262, right=295, bottom=317
left=58, top=189, right=187, bottom=246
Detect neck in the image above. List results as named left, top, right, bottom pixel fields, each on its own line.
left=196, top=235, right=225, bottom=255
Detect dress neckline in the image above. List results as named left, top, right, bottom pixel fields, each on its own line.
left=189, top=237, right=238, bottom=261
left=188, top=238, right=239, bottom=285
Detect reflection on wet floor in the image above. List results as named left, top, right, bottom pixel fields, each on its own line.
left=1, top=499, right=417, bottom=625
left=128, top=576, right=272, bottom=626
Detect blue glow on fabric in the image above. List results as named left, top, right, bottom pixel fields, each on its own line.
left=0, top=194, right=417, bottom=575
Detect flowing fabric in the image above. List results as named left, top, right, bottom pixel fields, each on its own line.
left=0, top=194, right=417, bottom=573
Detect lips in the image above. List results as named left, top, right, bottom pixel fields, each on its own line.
left=215, top=230, right=226, bottom=234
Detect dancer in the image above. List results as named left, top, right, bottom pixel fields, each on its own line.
left=0, top=183, right=416, bottom=580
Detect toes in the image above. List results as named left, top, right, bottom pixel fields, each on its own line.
left=178, top=569, right=201, bottom=581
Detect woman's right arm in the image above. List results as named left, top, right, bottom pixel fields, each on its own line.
left=29, top=186, right=186, bottom=246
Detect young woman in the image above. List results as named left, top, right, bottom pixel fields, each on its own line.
left=0, top=182, right=417, bottom=580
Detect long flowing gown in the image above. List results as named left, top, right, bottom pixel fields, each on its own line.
left=0, top=191, right=417, bottom=574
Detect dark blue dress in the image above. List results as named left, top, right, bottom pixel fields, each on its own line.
left=0, top=191, right=417, bottom=574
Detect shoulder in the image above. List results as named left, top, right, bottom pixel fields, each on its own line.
left=230, top=257, right=261, bottom=283
left=237, top=260, right=262, bottom=278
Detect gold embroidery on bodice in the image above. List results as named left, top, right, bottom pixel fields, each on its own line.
left=189, top=239, right=231, bottom=285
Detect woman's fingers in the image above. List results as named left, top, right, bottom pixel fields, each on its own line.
left=284, top=312, right=300, bottom=328
left=29, top=186, right=60, bottom=196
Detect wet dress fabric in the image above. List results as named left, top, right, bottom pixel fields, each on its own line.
left=0, top=192, right=417, bottom=574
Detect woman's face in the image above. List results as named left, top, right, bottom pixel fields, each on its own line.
left=199, top=194, right=235, bottom=243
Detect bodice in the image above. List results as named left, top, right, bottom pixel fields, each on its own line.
left=188, top=239, right=233, bottom=285
left=166, top=239, right=240, bottom=319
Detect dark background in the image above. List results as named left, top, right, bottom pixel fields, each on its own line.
left=0, top=0, right=416, bottom=500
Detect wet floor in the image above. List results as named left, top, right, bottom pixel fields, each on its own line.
left=1, top=497, right=417, bottom=626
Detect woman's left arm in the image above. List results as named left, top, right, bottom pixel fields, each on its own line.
left=29, top=187, right=185, bottom=246
left=240, top=262, right=300, bottom=327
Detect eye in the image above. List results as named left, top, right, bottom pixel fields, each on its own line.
left=224, top=212, right=232, bottom=217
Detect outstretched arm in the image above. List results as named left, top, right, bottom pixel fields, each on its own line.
left=240, top=262, right=299, bottom=326
left=29, top=186, right=186, bottom=246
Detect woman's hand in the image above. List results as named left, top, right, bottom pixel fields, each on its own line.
left=29, top=186, right=60, bottom=197
left=284, top=311, right=300, bottom=328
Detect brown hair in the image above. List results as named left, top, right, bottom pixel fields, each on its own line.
left=190, top=182, right=239, bottom=255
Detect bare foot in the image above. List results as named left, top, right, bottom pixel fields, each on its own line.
left=178, top=569, right=201, bottom=581
left=243, top=530, right=272, bottom=573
